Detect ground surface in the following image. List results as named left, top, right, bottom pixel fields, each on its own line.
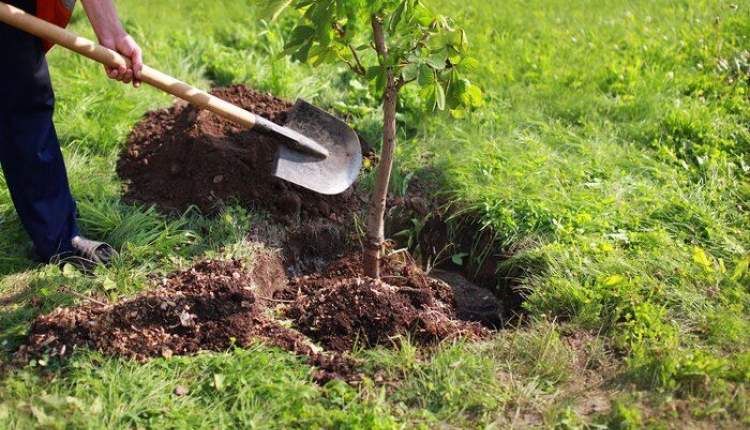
left=17, top=253, right=484, bottom=385
left=1, top=0, right=749, bottom=429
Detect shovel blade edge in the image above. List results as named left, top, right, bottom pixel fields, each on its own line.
left=273, top=100, right=362, bottom=195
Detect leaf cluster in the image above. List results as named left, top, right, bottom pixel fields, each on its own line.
left=268, top=0, right=483, bottom=112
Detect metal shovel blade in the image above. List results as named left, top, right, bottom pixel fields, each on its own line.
left=273, top=100, right=362, bottom=195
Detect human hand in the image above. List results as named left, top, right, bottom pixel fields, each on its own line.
left=100, top=34, right=142, bottom=87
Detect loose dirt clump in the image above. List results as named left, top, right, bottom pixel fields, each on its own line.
left=19, top=260, right=258, bottom=360
left=280, top=253, right=488, bottom=352
left=16, top=259, right=357, bottom=383
left=117, top=85, right=361, bottom=220
left=18, top=253, right=487, bottom=382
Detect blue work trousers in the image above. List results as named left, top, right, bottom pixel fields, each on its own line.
left=0, top=0, right=79, bottom=261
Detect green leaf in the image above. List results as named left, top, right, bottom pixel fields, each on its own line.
left=406, top=52, right=421, bottom=63
left=375, top=69, right=387, bottom=94
left=448, top=53, right=462, bottom=65
left=446, top=72, right=465, bottom=108
left=453, top=29, right=469, bottom=52
left=692, top=246, right=713, bottom=272
left=305, top=0, right=334, bottom=26
left=285, top=25, right=315, bottom=51
left=256, top=0, right=293, bottom=21
left=367, top=65, right=385, bottom=80
left=388, top=0, right=407, bottom=33
left=427, top=32, right=451, bottom=52
left=435, top=82, right=446, bottom=110
left=291, top=40, right=313, bottom=62
left=309, top=43, right=335, bottom=66
left=449, top=78, right=483, bottom=108
left=451, top=252, right=469, bottom=265
left=102, top=277, right=117, bottom=291
left=426, top=52, right=448, bottom=70
left=413, top=2, right=434, bottom=26
left=462, top=82, right=483, bottom=107
left=417, top=64, right=434, bottom=86
left=421, top=84, right=436, bottom=109
left=401, top=63, right=419, bottom=81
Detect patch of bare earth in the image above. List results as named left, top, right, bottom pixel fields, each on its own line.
left=117, top=85, right=362, bottom=222
left=279, top=252, right=488, bottom=352
left=17, top=86, right=505, bottom=384
left=16, top=257, right=355, bottom=383
left=17, top=252, right=488, bottom=383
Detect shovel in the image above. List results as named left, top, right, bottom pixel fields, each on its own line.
left=0, top=1, right=361, bottom=195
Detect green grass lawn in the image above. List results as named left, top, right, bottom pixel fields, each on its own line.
left=2, top=0, right=749, bottom=428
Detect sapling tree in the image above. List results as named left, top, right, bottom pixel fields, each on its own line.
left=269, top=0, right=482, bottom=278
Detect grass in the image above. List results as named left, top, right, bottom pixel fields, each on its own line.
left=1, top=0, right=749, bottom=428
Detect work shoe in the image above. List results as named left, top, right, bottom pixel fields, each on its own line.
left=71, top=236, right=117, bottom=265
left=52, top=236, right=118, bottom=272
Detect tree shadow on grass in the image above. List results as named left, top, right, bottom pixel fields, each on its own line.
left=0, top=271, right=83, bottom=363
left=0, top=213, right=40, bottom=277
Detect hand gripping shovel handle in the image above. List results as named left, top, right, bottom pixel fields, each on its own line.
left=0, top=1, right=329, bottom=158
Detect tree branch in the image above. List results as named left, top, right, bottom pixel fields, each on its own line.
left=371, top=15, right=388, bottom=64
left=348, top=44, right=367, bottom=75
left=396, top=75, right=415, bottom=89
left=57, top=285, right=108, bottom=307
left=342, top=58, right=364, bottom=76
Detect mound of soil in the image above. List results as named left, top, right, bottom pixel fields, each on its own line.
left=18, top=253, right=487, bottom=382
left=117, top=85, right=361, bottom=220
left=280, top=253, right=488, bottom=352
left=16, top=259, right=357, bottom=383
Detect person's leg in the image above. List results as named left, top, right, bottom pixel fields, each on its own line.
left=0, top=110, right=80, bottom=262
left=0, top=0, right=80, bottom=262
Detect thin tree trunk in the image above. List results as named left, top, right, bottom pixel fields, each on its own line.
left=363, top=16, right=398, bottom=279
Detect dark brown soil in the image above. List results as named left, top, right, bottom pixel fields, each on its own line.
left=117, top=85, right=361, bottom=220
left=16, top=259, right=357, bottom=383
left=17, top=252, right=487, bottom=382
left=280, top=253, right=488, bottom=352
left=16, top=254, right=487, bottom=382
left=282, top=219, right=355, bottom=275
left=431, top=270, right=506, bottom=327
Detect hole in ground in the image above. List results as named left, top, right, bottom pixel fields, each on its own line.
left=418, top=215, right=527, bottom=328
left=247, top=173, right=530, bottom=331
left=256, top=182, right=530, bottom=330
left=386, top=185, right=529, bottom=329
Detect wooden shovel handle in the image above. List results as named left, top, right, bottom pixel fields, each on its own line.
left=0, top=1, right=257, bottom=129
